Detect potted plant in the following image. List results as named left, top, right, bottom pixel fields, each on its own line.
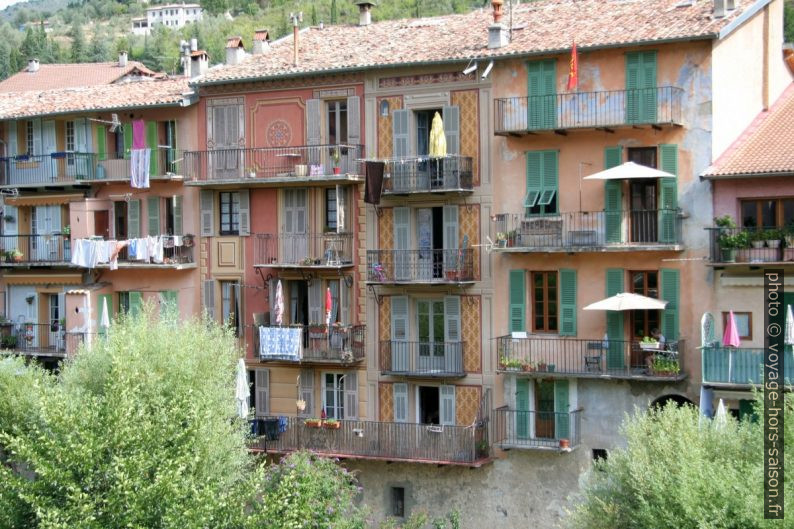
left=495, top=232, right=507, bottom=248
left=323, top=418, right=341, bottom=430
left=748, top=229, right=766, bottom=249
left=498, top=354, right=508, bottom=370
left=61, top=225, right=70, bottom=236
left=537, top=362, right=548, bottom=372
left=331, top=147, right=341, bottom=174
left=1, top=334, right=17, bottom=349
left=304, top=418, right=323, bottom=428
left=651, top=356, right=680, bottom=376
left=559, top=438, right=571, bottom=450
left=716, top=231, right=748, bottom=263
left=765, top=228, right=782, bottom=249
left=9, top=249, right=22, bottom=263
left=245, top=166, right=256, bottom=179
left=183, top=234, right=195, bottom=247
left=639, top=336, right=659, bottom=350
left=506, top=230, right=518, bottom=247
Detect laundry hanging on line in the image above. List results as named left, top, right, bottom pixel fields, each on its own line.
left=71, top=236, right=183, bottom=269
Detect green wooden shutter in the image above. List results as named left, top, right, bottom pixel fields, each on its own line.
left=147, top=196, right=160, bottom=236
left=527, top=59, right=556, bottom=130
left=606, top=268, right=625, bottom=369
left=96, top=125, right=107, bottom=161
left=127, top=199, right=141, bottom=239
left=554, top=380, right=570, bottom=440
left=559, top=269, right=577, bottom=336
left=626, top=51, right=657, bottom=123
left=123, top=123, right=132, bottom=160
left=173, top=195, right=183, bottom=236
left=525, top=151, right=542, bottom=213
left=160, top=290, right=178, bottom=315
left=604, top=146, right=623, bottom=243
left=146, top=121, right=158, bottom=174
left=658, top=144, right=678, bottom=243
left=128, top=291, right=143, bottom=317
left=509, top=269, right=526, bottom=332
left=660, top=268, right=680, bottom=341
left=516, top=379, right=529, bottom=439
left=97, top=293, right=113, bottom=336
left=539, top=150, right=558, bottom=213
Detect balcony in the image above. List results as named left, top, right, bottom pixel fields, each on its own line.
left=706, top=227, right=794, bottom=267
left=0, top=323, right=85, bottom=357
left=494, top=86, right=684, bottom=135
left=492, top=210, right=683, bottom=252
left=254, top=324, right=365, bottom=365
left=71, top=236, right=195, bottom=269
left=0, top=234, right=71, bottom=266
left=379, top=340, right=465, bottom=378
left=381, top=155, right=473, bottom=196
left=702, top=346, right=794, bottom=387
left=254, top=232, right=354, bottom=269
left=366, top=249, right=476, bottom=285
left=250, top=416, right=490, bottom=466
left=496, top=335, right=686, bottom=381
left=493, top=407, right=582, bottom=451
left=0, top=150, right=180, bottom=188
left=182, top=144, right=363, bottom=186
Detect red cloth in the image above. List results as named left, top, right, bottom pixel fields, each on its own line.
left=567, top=41, right=578, bottom=91
left=132, top=120, right=146, bottom=150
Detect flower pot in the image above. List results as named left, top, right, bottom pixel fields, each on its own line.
left=767, top=240, right=781, bottom=249
left=497, top=240, right=507, bottom=248
left=547, top=364, right=556, bottom=373
left=12, top=255, right=22, bottom=263
left=304, top=420, right=322, bottom=428
left=559, top=438, right=570, bottom=450
left=751, top=240, right=765, bottom=249
left=720, top=248, right=737, bottom=263
left=323, top=421, right=341, bottom=430
left=333, top=167, right=342, bottom=175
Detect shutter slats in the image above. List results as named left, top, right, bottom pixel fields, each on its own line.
left=393, top=383, right=408, bottom=423
left=559, top=269, right=577, bottom=336
left=96, top=125, right=107, bottom=161
left=442, top=105, right=460, bottom=155
left=127, top=199, right=141, bottom=239
left=255, top=369, right=269, bottom=417
left=238, top=188, right=250, bottom=236
left=661, top=268, right=680, bottom=340
left=203, top=279, right=216, bottom=321
left=306, top=99, right=322, bottom=145
left=658, top=144, right=678, bottom=243
left=147, top=196, right=160, bottom=236
left=308, top=280, right=322, bottom=325
left=605, top=269, right=625, bottom=369
left=509, top=269, right=526, bottom=332
left=440, top=385, right=456, bottom=426
left=344, top=371, right=358, bottom=420
left=554, top=380, right=570, bottom=439
left=200, top=190, right=214, bottom=236
left=173, top=195, right=183, bottom=236
left=300, top=369, right=314, bottom=417
left=347, top=95, right=361, bottom=146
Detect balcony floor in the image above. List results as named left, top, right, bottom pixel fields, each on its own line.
left=185, top=174, right=363, bottom=188
left=258, top=357, right=364, bottom=366
left=94, top=262, right=197, bottom=270
left=710, top=260, right=794, bottom=268
left=256, top=263, right=354, bottom=270
left=381, top=370, right=466, bottom=379
left=382, top=188, right=474, bottom=197
left=494, top=122, right=682, bottom=137
left=497, top=368, right=686, bottom=383
left=494, top=244, right=684, bottom=253
left=366, top=280, right=476, bottom=287
left=0, top=347, right=66, bottom=358
left=498, top=440, right=579, bottom=452
left=250, top=445, right=492, bottom=468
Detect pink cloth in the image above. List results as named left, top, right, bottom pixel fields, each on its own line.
left=723, top=310, right=741, bottom=347
left=132, top=120, right=146, bottom=150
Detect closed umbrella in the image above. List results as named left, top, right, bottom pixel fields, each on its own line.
left=786, top=305, right=794, bottom=345
left=583, top=161, right=675, bottom=181
left=428, top=111, right=447, bottom=158
left=325, top=287, right=333, bottom=327
left=722, top=310, right=741, bottom=347
left=274, top=280, right=284, bottom=326
left=714, top=398, right=727, bottom=430
left=235, top=358, right=249, bottom=419
left=100, top=296, right=110, bottom=330
left=583, top=292, right=668, bottom=311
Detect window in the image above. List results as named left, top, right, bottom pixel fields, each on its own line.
left=391, top=487, right=405, bottom=518
left=327, top=100, right=348, bottom=144
left=119, top=292, right=130, bottom=314
left=113, top=129, right=124, bottom=159
left=722, top=311, right=752, bottom=340
left=219, top=192, right=240, bottom=235
left=525, top=151, right=558, bottom=216
left=65, top=121, right=75, bottom=152
left=220, top=281, right=240, bottom=335
left=415, top=108, right=441, bottom=157
left=592, top=449, right=608, bottom=464
left=417, top=299, right=445, bottom=358
left=323, top=372, right=345, bottom=420
left=630, top=271, right=659, bottom=338
left=741, top=198, right=794, bottom=228
left=531, top=271, right=558, bottom=332
left=26, top=121, right=34, bottom=154
left=325, top=188, right=337, bottom=231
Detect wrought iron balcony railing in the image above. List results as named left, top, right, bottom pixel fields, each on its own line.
left=494, top=86, right=684, bottom=134
left=183, top=144, right=363, bottom=183
left=0, top=322, right=74, bottom=356
left=0, top=234, right=71, bottom=264
left=366, top=249, right=476, bottom=284
left=382, top=155, right=473, bottom=195
left=491, top=210, right=683, bottom=251
left=493, top=407, right=582, bottom=451
left=255, top=232, right=354, bottom=268
left=379, top=340, right=465, bottom=377
left=706, top=227, right=793, bottom=264
left=254, top=324, right=365, bottom=364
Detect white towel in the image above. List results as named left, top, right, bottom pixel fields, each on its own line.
left=130, top=149, right=151, bottom=189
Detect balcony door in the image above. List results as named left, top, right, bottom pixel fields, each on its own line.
left=628, top=148, right=658, bottom=243
left=208, top=101, right=243, bottom=180
left=32, top=205, right=61, bottom=261
left=47, top=293, right=63, bottom=351
left=283, top=189, right=308, bottom=264
left=417, top=300, right=444, bottom=372
left=417, top=385, right=455, bottom=426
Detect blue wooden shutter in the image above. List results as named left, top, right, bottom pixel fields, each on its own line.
left=660, top=268, right=680, bottom=340
left=509, top=269, right=526, bottom=332
left=658, top=144, right=678, bottom=243
left=559, top=269, right=577, bottom=336
left=606, top=268, right=625, bottom=369
left=604, top=146, right=623, bottom=243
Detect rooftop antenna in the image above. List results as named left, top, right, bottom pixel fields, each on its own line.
left=88, top=113, right=121, bottom=133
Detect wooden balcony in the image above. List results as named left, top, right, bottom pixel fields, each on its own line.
left=493, top=407, right=582, bottom=451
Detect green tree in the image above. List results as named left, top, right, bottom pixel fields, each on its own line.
left=69, top=22, right=87, bottom=62
left=311, top=4, right=318, bottom=25
left=785, top=0, right=794, bottom=43
left=571, top=400, right=793, bottom=529
left=330, top=0, right=338, bottom=24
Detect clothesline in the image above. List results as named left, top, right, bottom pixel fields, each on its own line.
left=355, top=154, right=467, bottom=163
left=71, top=235, right=185, bottom=270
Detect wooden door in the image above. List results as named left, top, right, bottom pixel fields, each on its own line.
left=95, top=210, right=110, bottom=239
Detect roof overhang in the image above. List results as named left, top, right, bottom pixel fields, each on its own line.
left=4, top=273, right=83, bottom=285
left=701, top=171, right=794, bottom=180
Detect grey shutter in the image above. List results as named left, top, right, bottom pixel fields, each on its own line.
left=76, top=118, right=90, bottom=153
left=127, top=199, right=141, bottom=239
left=440, top=385, right=456, bottom=426
left=147, top=196, right=160, bottom=236
left=344, top=371, right=358, bottom=420
left=391, top=296, right=408, bottom=341
left=7, top=121, right=17, bottom=156
left=268, top=278, right=277, bottom=325
left=346, top=95, right=360, bottom=146
left=393, top=207, right=410, bottom=281
left=306, top=98, right=322, bottom=146
left=442, top=105, right=460, bottom=155
left=392, top=109, right=409, bottom=158
left=336, top=184, right=347, bottom=233
left=238, top=189, right=250, bottom=236
left=340, top=279, right=350, bottom=325
left=393, top=382, right=408, bottom=423
left=444, top=296, right=461, bottom=343
left=31, top=118, right=42, bottom=155
left=200, top=190, right=214, bottom=236
left=308, top=279, right=323, bottom=325
left=202, top=279, right=215, bottom=321
left=42, top=120, right=56, bottom=154
left=299, top=369, right=314, bottom=417
left=173, top=195, right=183, bottom=236
left=442, top=205, right=459, bottom=273
left=255, top=368, right=269, bottom=417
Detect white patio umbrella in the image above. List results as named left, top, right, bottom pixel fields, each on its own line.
left=100, top=296, right=111, bottom=330
left=786, top=305, right=794, bottom=346
left=583, top=161, right=675, bottom=181
left=714, top=398, right=727, bottom=430
left=235, top=358, right=249, bottom=419
left=274, top=280, right=284, bottom=326
left=583, top=292, right=668, bottom=311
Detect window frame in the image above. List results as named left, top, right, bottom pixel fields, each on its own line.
left=740, top=198, right=794, bottom=229
left=722, top=311, right=752, bottom=340
left=326, top=100, right=348, bottom=145
left=322, top=371, right=346, bottom=420
left=220, top=280, right=241, bottom=336
left=65, top=121, right=75, bottom=153
left=218, top=191, right=240, bottom=236
left=325, top=187, right=337, bottom=231
left=25, top=121, right=34, bottom=155
left=629, top=270, right=660, bottom=338
left=531, top=271, right=559, bottom=333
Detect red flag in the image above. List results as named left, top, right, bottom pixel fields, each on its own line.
left=567, top=40, right=578, bottom=91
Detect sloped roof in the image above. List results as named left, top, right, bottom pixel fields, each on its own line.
left=703, top=83, right=794, bottom=178
left=0, top=78, right=194, bottom=120
left=0, top=61, right=161, bottom=93
left=197, top=0, right=757, bottom=85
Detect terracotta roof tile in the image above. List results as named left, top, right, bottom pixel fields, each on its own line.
left=0, top=78, right=194, bottom=120
left=197, top=0, right=751, bottom=84
left=0, top=61, right=161, bottom=93
left=703, top=83, right=794, bottom=177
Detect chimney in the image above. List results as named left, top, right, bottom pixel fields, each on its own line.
left=252, top=29, right=269, bottom=55
left=488, top=0, right=508, bottom=49
left=356, top=1, right=376, bottom=26
left=714, top=0, right=726, bottom=18
left=225, top=36, right=245, bottom=65
left=118, top=50, right=128, bottom=68
left=27, top=58, right=39, bottom=73
left=289, top=12, right=303, bottom=66
left=190, top=38, right=198, bottom=51
left=726, top=0, right=735, bottom=9
left=491, top=0, right=504, bottom=23
left=190, top=50, right=209, bottom=79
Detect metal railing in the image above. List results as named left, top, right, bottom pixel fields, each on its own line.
left=382, top=155, right=473, bottom=194
left=494, top=86, right=684, bottom=134
left=706, top=227, right=791, bottom=264
left=183, top=144, right=363, bottom=182
left=379, top=340, right=464, bottom=376
left=0, top=153, right=96, bottom=186
left=255, top=232, right=354, bottom=267
left=493, top=407, right=582, bottom=450
left=250, top=415, right=490, bottom=465
left=366, top=248, right=476, bottom=283
left=0, top=234, right=71, bottom=263
left=0, top=323, right=69, bottom=355
left=71, top=235, right=194, bottom=266
left=94, top=149, right=180, bottom=181
left=702, top=346, right=794, bottom=385
left=496, top=335, right=685, bottom=378
left=254, top=324, right=365, bottom=363
left=491, top=210, right=683, bottom=250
